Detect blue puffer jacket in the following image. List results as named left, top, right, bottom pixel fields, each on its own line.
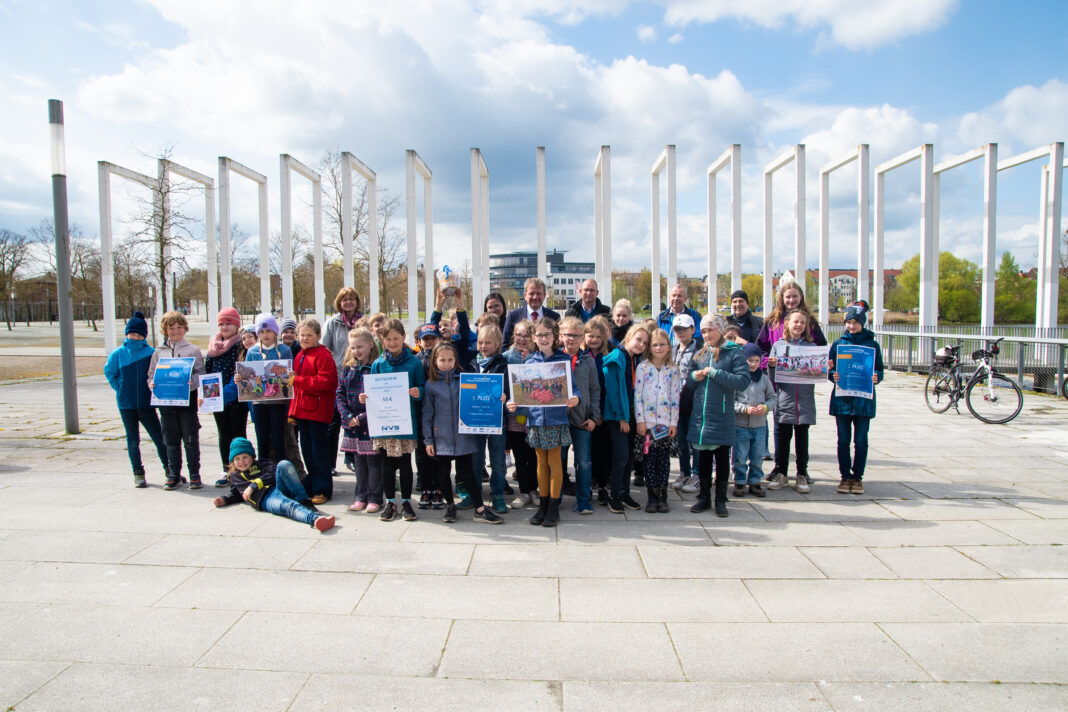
left=422, top=369, right=477, bottom=456
left=601, top=347, right=632, bottom=422
left=828, top=328, right=884, bottom=418
left=521, top=349, right=572, bottom=427
left=686, top=341, right=750, bottom=448
left=104, top=338, right=156, bottom=410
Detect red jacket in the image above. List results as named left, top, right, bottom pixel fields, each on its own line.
left=288, top=344, right=338, bottom=423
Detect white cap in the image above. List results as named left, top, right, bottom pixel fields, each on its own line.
left=671, top=313, right=695, bottom=330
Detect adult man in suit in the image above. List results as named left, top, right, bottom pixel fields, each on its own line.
left=502, top=277, right=560, bottom=347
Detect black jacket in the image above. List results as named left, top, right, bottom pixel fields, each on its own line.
left=502, top=304, right=561, bottom=349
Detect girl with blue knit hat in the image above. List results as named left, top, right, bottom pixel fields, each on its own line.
left=240, top=313, right=293, bottom=465
left=104, top=311, right=169, bottom=487
left=212, top=437, right=335, bottom=531
left=828, top=300, right=883, bottom=495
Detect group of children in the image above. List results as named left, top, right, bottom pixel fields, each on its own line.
left=105, top=280, right=884, bottom=533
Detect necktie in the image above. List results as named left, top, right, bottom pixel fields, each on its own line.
left=531, top=311, right=538, bottom=321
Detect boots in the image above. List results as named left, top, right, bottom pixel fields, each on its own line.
left=690, top=476, right=712, bottom=513
left=542, top=497, right=561, bottom=527
left=645, top=487, right=658, bottom=513
left=714, top=474, right=729, bottom=517
left=656, top=486, right=670, bottom=513
left=530, top=496, right=550, bottom=525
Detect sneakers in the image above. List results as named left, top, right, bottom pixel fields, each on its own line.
left=455, top=495, right=474, bottom=510
left=401, top=500, right=417, bottom=521
left=418, top=490, right=432, bottom=509
left=765, top=471, right=788, bottom=491
left=473, top=507, right=503, bottom=525
left=620, top=494, right=641, bottom=511
left=214, top=473, right=229, bottom=488
left=442, top=504, right=457, bottom=523
left=732, top=484, right=746, bottom=497
left=133, top=470, right=147, bottom=488
left=510, top=492, right=532, bottom=509
left=837, top=478, right=852, bottom=494
left=597, top=487, right=610, bottom=506
left=379, top=501, right=397, bottom=521
left=365, top=502, right=380, bottom=514
left=310, top=494, right=329, bottom=505
left=748, top=484, right=766, bottom=498
left=680, top=477, right=699, bottom=494
left=431, top=489, right=445, bottom=509
left=795, top=475, right=810, bottom=494
left=163, top=475, right=186, bottom=491
left=189, top=475, right=203, bottom=490
left=608, top=499, right=624, bottom=514
left=349, top=500, right=366, bottom=512
left=852, top=480, right=865, bottom=495
left=573, top=502, right=594, bottom=515
left=314, top=515, right=336, bottom=532
left=491, top=495, right=508, bottom=514
left=671, top=474, right=688, bottom=490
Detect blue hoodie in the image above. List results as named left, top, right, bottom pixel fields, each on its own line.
left=104, top=338, right=156, bottom=410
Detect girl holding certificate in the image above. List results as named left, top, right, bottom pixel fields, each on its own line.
left=828, top=301, right=883, bottom=495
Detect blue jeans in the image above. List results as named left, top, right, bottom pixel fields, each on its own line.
left=119, top=408, right=168, bottom=474
left=296, top=418, right=331, bottom=498
left=836, top=415, right=871, bottom=480
left=732, top=425, right=767, bottom=485
left=473, top=433, right=507, bottom=496
left=568, top=425, right=592, bottom=509
left=260, top=460, right=317, bottom=525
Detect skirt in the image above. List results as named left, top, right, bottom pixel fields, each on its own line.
left=341, top=433, right=376, bottom=455
left=526, top=424, right=571, bottom=450
left=374, top=438, right=417, bottom=457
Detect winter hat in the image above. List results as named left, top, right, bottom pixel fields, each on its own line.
left=228, top=437, right=256, bottom=463
left=279, top=316, right=298, bottom=333
left=742, top=342, right=762, bottom=360
left=730, top=290, right=749, bottom=304
left=241, top=324, right=257, bottom=337
left=844, top=302, right=868, bottom=327
left=125, top=311, right=148, bottom=338
left=217, top=307, right=241, bottom=328
left=417, top=323, right=441, bottom=339
left=700, top=314, right=729, bottom=333
left=254, top=313, right=280, bottom=336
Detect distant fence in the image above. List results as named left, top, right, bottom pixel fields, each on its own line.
left=818, top=323, right=1068, bottom=395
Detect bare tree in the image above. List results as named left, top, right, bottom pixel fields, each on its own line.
left=0, top=228, right=32, bottom=330
left=28, top=219, right=102, bottom=329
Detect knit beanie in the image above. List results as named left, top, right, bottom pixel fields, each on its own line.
left=742, top=342, right=762, bottom=360
left=700, top=314, right=729, bottom=333
left=730, top=290, right=749, bottom=304
left=124, top=311, right=148, bottom=338
left=228, top=437, right=256, bottom=463
left=217, top=307, right=241, bottom=328
left=254, top=313, right=280, bottom=336
left=844, top=303, right=867, bottom=327
left=279, top=316, right=298, bottom=333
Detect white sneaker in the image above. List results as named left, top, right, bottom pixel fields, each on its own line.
left=510, top=493, right=532, bottom=509
left=766, top=472, right=788, bottom=491
left=671, top=474, right=688, bottom=490
left=680, top=476, right=699, bottom=493
left=505, top=452, right=514, bottom=468
left=795, top=476, right=810, bottom=494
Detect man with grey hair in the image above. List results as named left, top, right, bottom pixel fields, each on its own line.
left=502, top=276, right=560, bottom=347
left=564, top=279, right=612, bottom=323
left=656, top=283, right=703, bottom=345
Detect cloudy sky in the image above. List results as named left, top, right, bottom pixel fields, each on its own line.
left=1, top=0, right=1066, bottom=281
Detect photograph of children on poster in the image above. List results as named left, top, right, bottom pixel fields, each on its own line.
left=235, top=359, right=293, bottom=402
left=198, top=373, right=224, bottom=413
left=507, top=361, right=573, bottom=407
left=769, top=342, right=830, bottom=384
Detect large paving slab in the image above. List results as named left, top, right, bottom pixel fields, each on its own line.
left=0, top=370, right=1066, bottom=707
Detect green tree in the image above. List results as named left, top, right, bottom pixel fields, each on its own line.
left=883, top=252, right=981, bottom=322
left=741, top=274, right=763, bottom=312
left=993, top=252, right=1035, bottom=323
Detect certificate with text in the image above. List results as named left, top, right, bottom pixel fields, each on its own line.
left=834, top=344, right=875, bottom=399
left=363, top=372, right=414, bottom=437
left=459, top=373, right=504, bottom=434
left=151, top=357, right=195, bottom=406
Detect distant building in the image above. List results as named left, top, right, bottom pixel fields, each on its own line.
left=771, top=269, right=902, bottom=306
left=489, top=249, right=594, bottom=309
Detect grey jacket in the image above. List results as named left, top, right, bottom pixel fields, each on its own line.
left=734, top=373, right=776, bottom=428
left=567, top=351, right=602, bottom=427
left=770, top=338, right=818, bottom=426
left=322, top=313, right=360, bottom=372
left=421, top=369, right=476, bottom=456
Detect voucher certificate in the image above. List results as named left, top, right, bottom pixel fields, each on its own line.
left=363, top=372, right=414, bottom=437
left=834, top=344, right=875, bottom=400
left=458, top=373, right=504, bottom=434
left=151, top=357, right=195, bottom=406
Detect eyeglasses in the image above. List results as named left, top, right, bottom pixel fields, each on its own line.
left=560, top=332, right=582, bottom=339
left=533, top=332, right=554, bottom=340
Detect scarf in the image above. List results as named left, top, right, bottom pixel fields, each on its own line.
left=476, top=353, right=491, bottom=370
left=385, top=345, right=411, bottom=367
left=611, top=320, right=631, bottom=344
left=339, top=310, right=361, bottom=330
left=208, top=332, right=241, bottom=358
left=749, top=367, right=763, bottom=383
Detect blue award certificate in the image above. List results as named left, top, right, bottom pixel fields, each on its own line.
left=151, top=357, right=195, bottom=406
left=835, top=344, right=875, bottom=399
left=458, top=373, right=504, bottom=435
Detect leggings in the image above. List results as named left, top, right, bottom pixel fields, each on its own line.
left=642, top=442, right=671, bottom=488
left=259, top=461, right=317, bottom=526
left=433, top=454, right=483, bottom=508
left=252, top=402, right=287, bottom=463
left=534, top=447, right=564, bottom=499
left=774, top=423, right=810, bottom=477
left=698, top=444, right=731, bottom=501
left=212, top=404, right=248, bottom=470
left=506, top=430, right=537, bottom=494
left=590, top=422, right=611, bottom=489
left=382, top=453, right=414, bottom=501
left=160, top=403, right=201, bottom=478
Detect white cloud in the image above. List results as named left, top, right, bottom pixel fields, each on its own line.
left=957, top=78, right=1068, bottom=155
left=661, top=0, right=959, bottom=50
left=637, top=24, right=657, bottom=43
left=667, top=32, right=684, bottom=43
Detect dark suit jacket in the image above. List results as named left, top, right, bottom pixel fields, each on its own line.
left=502, top=304, right=561, bottom=349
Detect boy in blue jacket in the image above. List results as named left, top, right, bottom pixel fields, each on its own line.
left=104, top=312, right=168, bottom=487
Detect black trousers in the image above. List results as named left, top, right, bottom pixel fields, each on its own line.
left=433, top=454, right=482, bottom=508
left=506, top=430, right=537, bottom=494
left=160, top=403, right=200, bottom=478
left=212, top=404, right=248, bottom=469
left=382, top=453, right=414, bottom=501
left=698, top=445, right=731, bottom=502
left=774, top=423, right=810, bottom=477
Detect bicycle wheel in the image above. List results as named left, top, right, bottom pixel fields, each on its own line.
left=965, top=372, right=1023, bottom=424
left=924, top=366, right=955, bottom=413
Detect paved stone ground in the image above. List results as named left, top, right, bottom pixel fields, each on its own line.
left=0, top=371, right=1065, bottom=710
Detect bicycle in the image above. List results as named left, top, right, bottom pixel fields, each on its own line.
left=923, top=337, right=1024, bottom=424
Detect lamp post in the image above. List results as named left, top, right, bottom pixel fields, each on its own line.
left=49, top=99, right=79, bottom=434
